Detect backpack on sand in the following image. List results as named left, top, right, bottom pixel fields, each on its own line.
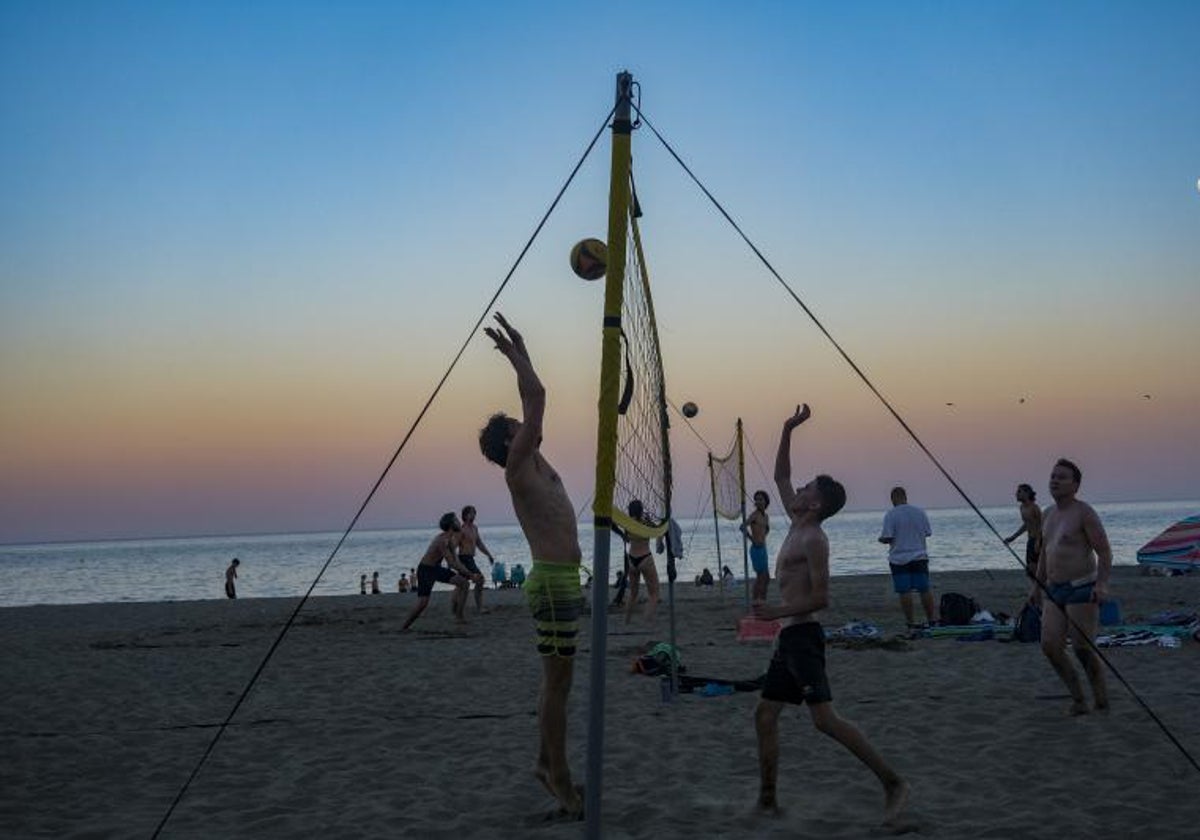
left=1013, top=600, right=1042, bottom=643
left=939, top=592, right=978, bottom=626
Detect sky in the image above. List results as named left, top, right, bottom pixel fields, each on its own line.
left=2, top=1, right=1198, bottom=544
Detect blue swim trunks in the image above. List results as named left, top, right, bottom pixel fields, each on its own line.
left=889, top=558, right=930, bottom=594
left=1047, top=578, right=1095, bottom=609
left=750, top=543, right=769, bottom=575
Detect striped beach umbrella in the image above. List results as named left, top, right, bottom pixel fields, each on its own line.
left=1136, top=514, right=1200, bottom=569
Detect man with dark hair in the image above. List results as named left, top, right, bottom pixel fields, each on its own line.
left=401, top=512, right=475, bottom=631
left=741, top=490, right=771, bottom=601
left=457, top=505, right=495, bottom=615
left=480, top=313, right=583, bottom=818
left=879, top=485, right=938, bottom=629
left=1004, top=483, right=1043, bottom=577
left=1029, top=457, right=1112, bottom=715
left=753, top=403, right=907, bottom=827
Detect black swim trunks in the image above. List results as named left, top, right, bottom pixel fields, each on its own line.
left=761, top=622, right=832, bottom=706
left=1024, top=538, right=1038, bottom=576
left=458, top=554, right=481, bottom=576
left=416, top=563, right=455, bottom=597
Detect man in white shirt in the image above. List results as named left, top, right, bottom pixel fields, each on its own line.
left=879, top=486, right=938, bottom=628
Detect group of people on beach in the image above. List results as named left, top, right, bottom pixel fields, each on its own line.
left=214, top=311, right=1118, bottom=826
left=400, top=505, right=499, bottom=631
left=216, top=313, right=1117, bottom=830
left=469, top=312, right=1116, bottom=829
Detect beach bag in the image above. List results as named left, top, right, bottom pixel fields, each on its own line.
left=939, top=592, right=978, bottom=626
left=1014, top=601, right=1042, bottom=643
left=633, top=642, right=681, bottom=676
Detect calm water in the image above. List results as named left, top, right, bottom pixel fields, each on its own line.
left=0, top=501, right=1195, bottom=608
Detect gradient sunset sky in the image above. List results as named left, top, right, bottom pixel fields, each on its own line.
left=2, top=1, right=1198, bottom=544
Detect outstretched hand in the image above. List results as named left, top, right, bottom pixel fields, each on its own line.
left=784, top=403, right=811, bottom=429
left=483, top=312, right=529, bottom=362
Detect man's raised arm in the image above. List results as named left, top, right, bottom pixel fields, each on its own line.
left=774, top=403, right=811, bottom=513
left=483, top=312, right=544, bottom=470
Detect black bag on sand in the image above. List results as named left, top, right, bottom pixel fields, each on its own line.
left=939, top=592, right=978, bottom=626
left=1014, top=600, right=1042, bottom=643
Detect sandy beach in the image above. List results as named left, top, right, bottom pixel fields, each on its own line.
left=2, top=566, right=1198, bottom=839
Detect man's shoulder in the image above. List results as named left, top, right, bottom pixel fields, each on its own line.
left=506, top=449, right=551, bottom=482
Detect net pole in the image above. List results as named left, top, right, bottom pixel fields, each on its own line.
left=665, top=527, right=678, bottom=696
left=708, top=452, right=726, bottom=600
left=738, top=419, right=751, bottom=612
left=585, top=70, right=634, bottom=840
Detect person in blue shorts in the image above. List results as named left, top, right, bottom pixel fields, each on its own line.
left=1028, top=458, right=1113, bottom=715
left=879, top=486, right=939, bottom=629
left=741, top=490, right=771, bottom=601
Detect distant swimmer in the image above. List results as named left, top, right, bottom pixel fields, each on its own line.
left=458, top=505, right=496, bottom=614
left=1004, top=483, right=1043, bottom=577
left=1029, top=458, right=1113, bottom=715
left=371, top=571, right=381, bottom=594
left=480, top=312, right=583, bottom=819
left=754, top=404, right=908, bottom=828
left=741, top=490, right=771, bottom=602
left=612, top=499, right=660, bottom=625
left=401, top=513, right=475, bottom=631
left=360, top=573, right=367, bottom=595
left=225, top=558, right=240, bottom=599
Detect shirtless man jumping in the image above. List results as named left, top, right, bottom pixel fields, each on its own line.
left=753, top=404, right=908, bottom=828
left=1029, top=458, right=1112, bottom=715
left=479, top=313, right=583, bottom=818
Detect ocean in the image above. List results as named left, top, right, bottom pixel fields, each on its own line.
left=1, top=500, right=1195, bottom=608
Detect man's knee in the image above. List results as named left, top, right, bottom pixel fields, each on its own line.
left=755, top=699, right=780, bottom=730
left=808, top=703, right=838, bottom=735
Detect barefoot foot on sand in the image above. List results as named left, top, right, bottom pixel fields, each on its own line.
left=1068, top=699, right=1090, bottom=716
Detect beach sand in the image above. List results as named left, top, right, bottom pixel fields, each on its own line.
left=2, top=566, right=1199, bottom=839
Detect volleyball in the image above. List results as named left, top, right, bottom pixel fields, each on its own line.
left=681, top=402, right=699, bottom=418
left=570, top=238, right=607, bottom=280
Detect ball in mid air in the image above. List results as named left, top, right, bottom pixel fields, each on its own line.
left=570, top=238, right=607, bottom=280
left=681, top=401, right=699, bottom=418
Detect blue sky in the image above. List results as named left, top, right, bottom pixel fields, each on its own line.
left=2, top=1, right=1198, bottom=543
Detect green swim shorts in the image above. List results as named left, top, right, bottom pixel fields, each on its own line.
left=525, top=562, right=583, bottom=658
